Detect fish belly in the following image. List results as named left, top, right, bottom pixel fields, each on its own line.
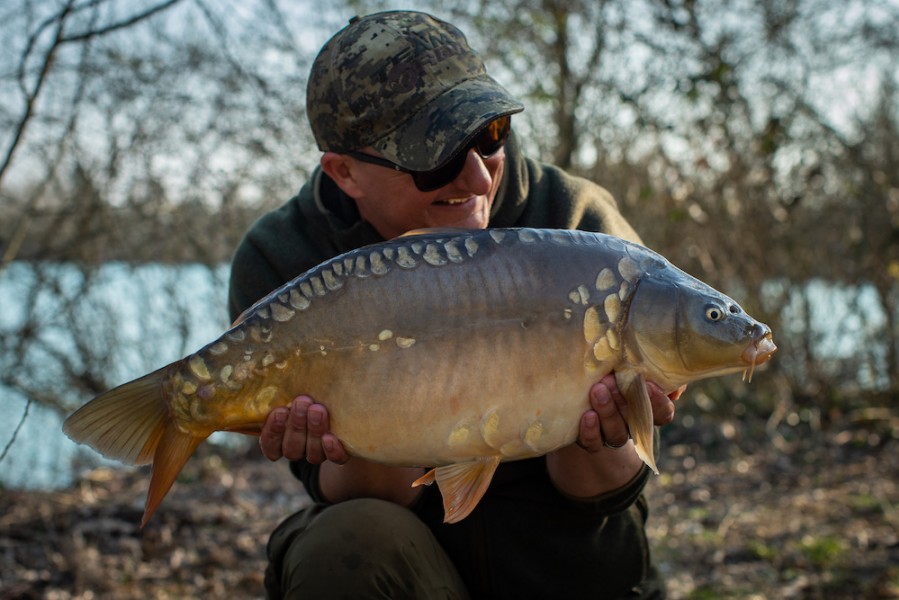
left=311, top=317, right=599, bottom=466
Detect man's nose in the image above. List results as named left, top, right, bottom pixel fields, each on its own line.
left=450, top=149, right=493, bottom=195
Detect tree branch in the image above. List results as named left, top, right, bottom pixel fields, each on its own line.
left=60, top=0, right=183, bottom=44
left=0, top=0, right=75, bottom=187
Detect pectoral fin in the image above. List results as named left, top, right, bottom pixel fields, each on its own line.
left=412, top=456, right=502, bottom=524
left=615, top=370, right=659, bottom=474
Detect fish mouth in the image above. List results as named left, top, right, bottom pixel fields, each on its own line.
left=741, top=333, right=777, bottom=382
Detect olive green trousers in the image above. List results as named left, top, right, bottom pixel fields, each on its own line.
left=264, top=498, right=470, bottom=600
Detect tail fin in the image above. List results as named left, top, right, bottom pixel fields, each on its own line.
left=63, top=364, right=209, bottom=526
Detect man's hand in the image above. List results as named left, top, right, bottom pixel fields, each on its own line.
left=259, top=394, right=425, bottom=506
left=546, top=373, right=684, bottom=498
left=574, top=373, right=682, bottom=453
left=259, top=395, right=350, bottom=465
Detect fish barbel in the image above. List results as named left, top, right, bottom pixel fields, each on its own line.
left=63, top=228, right=776, bottom=526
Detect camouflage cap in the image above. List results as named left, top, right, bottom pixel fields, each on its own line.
left=307, top=11, right=524, bottom=171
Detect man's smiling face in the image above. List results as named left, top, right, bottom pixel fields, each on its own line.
left=325, top=146, right=506, bottom=239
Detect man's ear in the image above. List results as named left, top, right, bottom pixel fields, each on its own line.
left=321, top=152, right=364, bottom=198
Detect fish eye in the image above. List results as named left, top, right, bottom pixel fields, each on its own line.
left=705, top=304, right=726, bottom=321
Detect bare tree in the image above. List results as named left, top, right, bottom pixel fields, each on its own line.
left=424, top=0, right=899, bottom=401
left=0, top=0, right=322, bottom=430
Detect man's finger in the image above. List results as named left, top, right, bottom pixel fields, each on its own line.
left=321, top=433, right=351, bottom=465
left=259, top=407, right=288, bottom=461
left=304, top=403, right=329, bottom=464
left=651, top=394, right=676, bottom=426
left=575, top=410, right=601, bottom=451
left=282, top=396, right=313, bottom=461
left=592, top=383, right=630, bottom=449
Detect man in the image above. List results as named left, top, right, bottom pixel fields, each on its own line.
left=229, top=11, right=678, bottom=599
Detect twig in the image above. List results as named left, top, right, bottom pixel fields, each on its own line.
left=0, top=398, right=31, bottom=464
left=0, top=0, right=75, bottom=187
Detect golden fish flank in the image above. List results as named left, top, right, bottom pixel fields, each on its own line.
left=63, top=227, right=776, bottom=527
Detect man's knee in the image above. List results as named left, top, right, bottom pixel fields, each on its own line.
left=268, top=499, right=468, bottom=599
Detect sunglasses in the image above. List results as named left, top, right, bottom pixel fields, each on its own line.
left=346, top=115, right=511, bottom=192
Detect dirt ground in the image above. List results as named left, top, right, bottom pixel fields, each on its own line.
left=1, top=411, right=897, bottom=600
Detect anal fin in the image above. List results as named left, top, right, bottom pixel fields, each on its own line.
left=142, top=424, right=207, bottom=528
left=412, top=456, right=502, bottom=524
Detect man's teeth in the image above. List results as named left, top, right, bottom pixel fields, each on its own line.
left=438, top=198, right=468, bottom=205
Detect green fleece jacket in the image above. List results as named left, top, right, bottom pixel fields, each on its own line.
left=228, top=134, right=640, bottom=319
left=228, top=134, right=664, bottom=599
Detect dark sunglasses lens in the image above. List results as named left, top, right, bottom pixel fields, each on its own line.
left=412, top=153, right=467, bottom=191
left=412, top=116, right=512, bottom=192
left=475, top=116, right=511, bottom=155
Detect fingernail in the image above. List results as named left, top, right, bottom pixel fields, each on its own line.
left=273, top=409, right=287, bottom=427
left=309, top=410, right=322, bottom=427
left=323, top=437, right=334, bottom=453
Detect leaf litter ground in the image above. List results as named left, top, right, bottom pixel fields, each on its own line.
left=1, top=412, right=897, bottom=599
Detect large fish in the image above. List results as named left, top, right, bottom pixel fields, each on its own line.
left=63, top=228, right=775, bottom=526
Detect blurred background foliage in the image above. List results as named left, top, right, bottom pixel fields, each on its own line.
left=1, top=0, right=897, bottom=462
left=2, top=2, right=898, bottom=597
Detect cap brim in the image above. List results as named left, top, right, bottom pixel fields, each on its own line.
left=371, top=76, right=524, bottom=172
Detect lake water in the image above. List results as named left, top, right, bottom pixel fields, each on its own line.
left=0, top=262, right=233, bottom=489
left=0, top=262, right=890, bottom=490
